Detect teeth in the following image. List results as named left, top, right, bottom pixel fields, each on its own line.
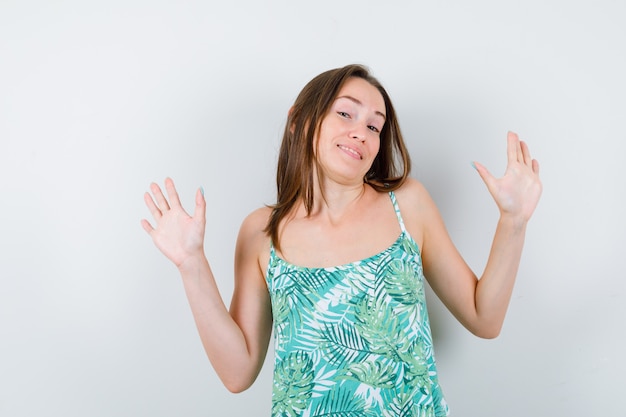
left=338, top=145, right=362, bottom=159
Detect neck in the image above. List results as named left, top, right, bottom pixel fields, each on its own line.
left=309, top=176, right=368, bottom=219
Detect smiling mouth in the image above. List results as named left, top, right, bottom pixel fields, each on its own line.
left=337, top=144, right=363, bottom=160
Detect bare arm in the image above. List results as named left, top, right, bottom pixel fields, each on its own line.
left=141, top=178, right=272, bottom=392
left=417, top=132, right=542, bottom=338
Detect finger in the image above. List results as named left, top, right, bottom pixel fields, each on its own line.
left=517, top=141, right=524, bottom=163
left=532, top=159, right=540, bottom=175
left=164, top=177, right=183, bottom=209
left=144, top=191, right=162, bottom=219
left=520, top=140, right=532, bottom=166
left=140, top=218, right=154, bottom=234
left=150, top=182, right=171, bottom=211
left=506, top=131, right=520, bottom=164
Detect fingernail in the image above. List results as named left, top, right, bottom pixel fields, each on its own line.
left=471, top=161, right=477, bottom=170
left=200, top=186, right=205, bottom=196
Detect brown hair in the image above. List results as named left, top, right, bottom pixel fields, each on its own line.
left=265, top=64, right=411, bottom=250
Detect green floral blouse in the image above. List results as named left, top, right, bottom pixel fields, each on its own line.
left=265, top=192, right=449, bottom=417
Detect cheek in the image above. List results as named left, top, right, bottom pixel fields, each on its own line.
left=370, top=137, right=381, bottom=156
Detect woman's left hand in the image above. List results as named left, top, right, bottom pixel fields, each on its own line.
left=473, top=131, right=543, bottom=223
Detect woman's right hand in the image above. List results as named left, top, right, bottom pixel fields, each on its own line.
left=141, top=178, right=206, bottom=268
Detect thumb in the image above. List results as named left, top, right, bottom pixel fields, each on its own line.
left=193, top=187, right=207, bottom=224
left=472, top=161, right=495, bottom=190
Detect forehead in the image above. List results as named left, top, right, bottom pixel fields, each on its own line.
left=336, top=77, right=385, bottom=114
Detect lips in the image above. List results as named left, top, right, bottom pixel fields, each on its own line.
left=337, top=144, right=363, bottom=160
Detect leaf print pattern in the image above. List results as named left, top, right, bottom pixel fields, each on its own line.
left=266, top=192, right=449, bottom=417
left=353, top=294, right=403, bottom=359
left=385, top=258, right=424, bottom=306
left=272, top=352, right=315, bottom=417
left=317, top=321, right=371, bottom=367
left=342, top=359, right=397, bottom=389
left=310, top=387, right=374, bottom=417
left=382, top=392, right=436, bottom=417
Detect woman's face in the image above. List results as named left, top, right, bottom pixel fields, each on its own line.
left=315, top=77, right=386, bottom=185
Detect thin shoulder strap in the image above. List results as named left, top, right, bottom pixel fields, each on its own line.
left=389, top=191, right=407, bottom=233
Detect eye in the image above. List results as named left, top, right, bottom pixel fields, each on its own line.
left=337, top=111, right=350, bottom=118
left=368, top=125, right=380, bottom=133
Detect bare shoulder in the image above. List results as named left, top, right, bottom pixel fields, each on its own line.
left=392, top=178, right=440, bottom=248
left=394, top=177, right=434, bottom=211
left=238, top=206, right=272, bottom=247
left=236, top=206, right=272, bottom=274
left=240, top=206, right=272, bottom=231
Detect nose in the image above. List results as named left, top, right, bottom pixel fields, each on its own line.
left=350, top=125, right=367, bottom=142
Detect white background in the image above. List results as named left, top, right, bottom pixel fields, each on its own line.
left=1, top=1, right=624, bottom=416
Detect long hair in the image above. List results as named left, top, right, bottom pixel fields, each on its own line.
left=265, top=64, right=411, bottom=251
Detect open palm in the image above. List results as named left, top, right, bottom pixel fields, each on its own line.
left=141, top=178, right=206, bottom=267
left=473, top=132, right=542, bottom=222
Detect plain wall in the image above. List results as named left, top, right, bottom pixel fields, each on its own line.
left=1, top=1, right=624, bottom=416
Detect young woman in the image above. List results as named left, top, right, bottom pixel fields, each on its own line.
left=141, top=64, right=542, bottom=416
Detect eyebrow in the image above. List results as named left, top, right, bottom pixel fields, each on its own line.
left=336, top=95, right=386, bottom=120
